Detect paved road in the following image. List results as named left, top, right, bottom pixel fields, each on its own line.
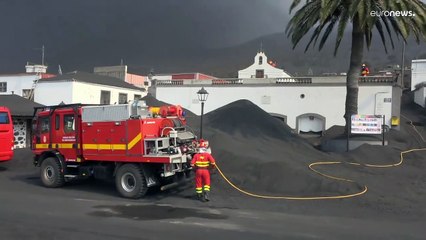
left=1, top=150, right=425, bottom=240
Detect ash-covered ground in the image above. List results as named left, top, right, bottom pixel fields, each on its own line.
left=0, top=92, right=425, bottom=239
left=144, top=92, right=426, bottom=220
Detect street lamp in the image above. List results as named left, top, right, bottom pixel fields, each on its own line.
left=197, top=87, right=209, bottom=139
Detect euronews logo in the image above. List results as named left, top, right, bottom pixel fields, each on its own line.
left=370, top=10, right=416, bottom=17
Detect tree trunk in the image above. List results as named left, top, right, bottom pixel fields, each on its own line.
left=344, top=16, right=364, bottom=130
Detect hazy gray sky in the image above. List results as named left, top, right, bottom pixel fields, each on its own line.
left=0, top=0, right=293, bottom=72
left=2, top=0, right=422, bottom=74
left=0, top=1, right=291, bottom=47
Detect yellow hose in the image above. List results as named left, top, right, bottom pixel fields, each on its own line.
left=215, top=163, right=367, bottom=200
left=215, top=115, right=426, bottom=200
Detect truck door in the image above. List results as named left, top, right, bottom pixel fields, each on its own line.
left=54, top=113, right=78, bottom=162
left=34, top=116, right=51, bottom=149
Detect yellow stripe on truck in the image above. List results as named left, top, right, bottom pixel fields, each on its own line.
left=82, top=144, right=126, bottom=150
left=58, top=143, right=74, bottom=149
left=35, top=143, right=76, bottom=149
left=128, top=133, right=142, bottom=150
left=113, top=144, right=127, bottom=150
left=35, top=134, right=141, bottom=151
left=35, top=144, right=49, bottom=149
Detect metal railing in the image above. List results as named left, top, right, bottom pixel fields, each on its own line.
left=155, top=80, right=184, bottom=85
left=358, top=76, right=396, bottom=83
left=212, top=79, right=244, bottom=85
left=275, top=77, right=312, bottom=84
left=153, top=75, right=396, bottom=86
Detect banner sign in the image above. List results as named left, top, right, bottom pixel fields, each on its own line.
left=351, top=115, right=383, bottom=134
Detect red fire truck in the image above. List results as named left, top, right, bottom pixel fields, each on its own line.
left=0, top=106, right=14, bottom=162
left=32, top=101, right=198, bottom=198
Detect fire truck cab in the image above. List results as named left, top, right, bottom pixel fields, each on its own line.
left=32, top=100, right=197, bottom=198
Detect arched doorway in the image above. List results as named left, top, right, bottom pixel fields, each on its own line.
left=296, top=113, right=326, bottom=135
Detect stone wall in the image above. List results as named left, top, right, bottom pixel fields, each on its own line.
left=13, top=117, right=27, bottom=148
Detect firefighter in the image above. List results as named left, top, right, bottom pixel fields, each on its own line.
left=361, top=63, right=370, bottom=76
left=191, top=142, right=216, bottom=202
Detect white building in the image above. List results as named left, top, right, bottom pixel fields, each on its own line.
left=150, top=76, right=400, bottom=133
left=0, top=73, right=39, bottom=98
left=238, top=51, right=292, bottom=79
left=411, top=59, right=426, bottom=107
left=34, top=71, right=146, bottom=106
left=0, top=63, right=53, bottom=99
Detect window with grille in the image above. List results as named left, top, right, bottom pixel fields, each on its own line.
left=0, top=82, right=7, bottom=92
left=119, top=93, right=128, bottom=104
left=100, top=90, right=111, bottom=104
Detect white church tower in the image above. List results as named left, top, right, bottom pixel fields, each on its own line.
left=238, top=51, right=291, bottom=79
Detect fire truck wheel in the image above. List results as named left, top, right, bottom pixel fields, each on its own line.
left=40, top=157, right=65, bottom=188
left=115, top=164, right=148, bottom=199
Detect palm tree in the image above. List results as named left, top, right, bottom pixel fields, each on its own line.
left=286, top=0, right=426, bottom=128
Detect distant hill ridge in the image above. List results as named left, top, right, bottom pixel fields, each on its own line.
left=2, top=30, right=425, bottom=78
left=57, top=32, right=426, bottom=77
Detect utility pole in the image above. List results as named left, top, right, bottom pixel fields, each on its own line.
left=41, top=45, right=45, bottom=66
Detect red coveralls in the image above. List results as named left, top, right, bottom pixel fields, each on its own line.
left=191, top=152, right=216, bottom=194
left=361, top=66, right=370, bottom=76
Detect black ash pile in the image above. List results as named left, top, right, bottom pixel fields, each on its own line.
left=202, top=100, right=362, bottom=196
